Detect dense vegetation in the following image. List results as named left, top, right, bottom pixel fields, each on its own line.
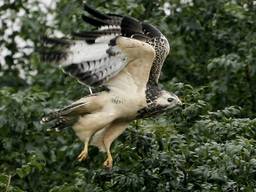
left=1, top=0, right=256, bottom=191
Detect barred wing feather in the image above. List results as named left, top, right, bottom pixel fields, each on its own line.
left=41, top=3, right=169, bottom=87
left=42, top=37, right=128, bottom=86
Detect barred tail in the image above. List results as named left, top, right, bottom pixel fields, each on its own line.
left=41, top=102, right=87, bottom=130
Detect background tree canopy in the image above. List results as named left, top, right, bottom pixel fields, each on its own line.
left=0, top=0, right=256, bottom=191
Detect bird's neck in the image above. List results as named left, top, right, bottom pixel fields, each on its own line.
left=136, top=101, right=167, bottom=119
left=145, top=81, right=161, bottom=103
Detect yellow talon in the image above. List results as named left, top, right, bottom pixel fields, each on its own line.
left=103, top=152, right=113, bottom=170
left=77, top=149, right=88, bottom=161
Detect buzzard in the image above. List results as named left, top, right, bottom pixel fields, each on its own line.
left=41, top=4, right=182, bottom=169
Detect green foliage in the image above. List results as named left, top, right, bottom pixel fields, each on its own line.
left=1, top=0, right=256, bottom=191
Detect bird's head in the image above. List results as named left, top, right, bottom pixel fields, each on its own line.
left=137, top=90, right=182, bottom=118
left=155, top=90, right=182, bottom=110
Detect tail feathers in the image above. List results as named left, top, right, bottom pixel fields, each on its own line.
left=57, top=102, right=88, bottom=116
left=41, top=102, right=87, bottom=130
left=50, top=116, right=78, bottom=130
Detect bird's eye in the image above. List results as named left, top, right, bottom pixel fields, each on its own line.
left=167, top=98, right=174, bottom=102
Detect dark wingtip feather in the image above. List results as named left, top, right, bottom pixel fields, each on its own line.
left=131, top=33, right=150, bottom=42
left=121, top=16, right=142, bottom=37
left=141, top=22, right=162, bottom=38
left=109, top=36, right=119, bottom=46
left=40, top=50, right=67, bottom=63
left=84, top=4, right=110, bottom=20
left=71, top=32, right=97, bottom=44
left=72, top=31, right=101, bottom=38
left=41, top=36, right=70, bottom=46
left=82, top=15, right=108, bottom=27
left=63, top=64, right=81, bottom=76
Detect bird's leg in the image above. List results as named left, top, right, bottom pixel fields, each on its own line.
left=73, top=112, right=117, bottom=162
left=77, top=139, right=89, bottom=161
left=102, top=122, right=128, bottom=169
left=103, top=148, right=113, bottom=169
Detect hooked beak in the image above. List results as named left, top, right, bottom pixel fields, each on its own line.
left=177, top=97, right=182, bottom=106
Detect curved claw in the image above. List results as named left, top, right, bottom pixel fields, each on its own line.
left=103, top=155, right=113, bottom=170
left=77, top=149, right=88, bottom=161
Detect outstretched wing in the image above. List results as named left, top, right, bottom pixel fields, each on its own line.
left=42, top=36, right=129, bottom=86
left=41, top=4, right=169, bottom=87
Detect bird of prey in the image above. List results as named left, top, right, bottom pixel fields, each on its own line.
left=41, top=4, right=182, bottom=169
